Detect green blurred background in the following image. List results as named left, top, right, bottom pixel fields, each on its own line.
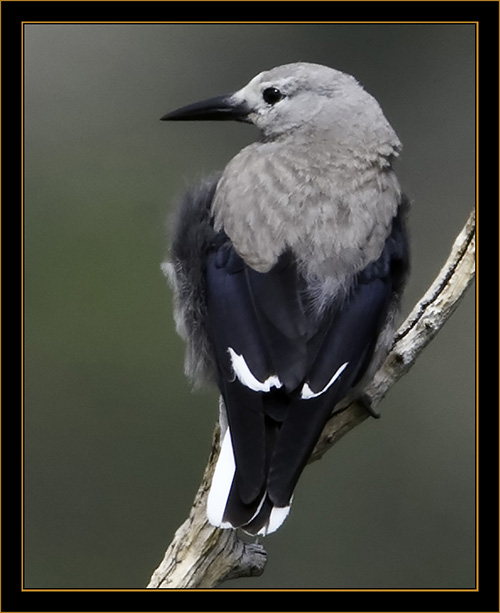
left=24, top=23, right=476, bottom=589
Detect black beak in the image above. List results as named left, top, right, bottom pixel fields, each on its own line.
left=160, top=94, right=250, bottom=122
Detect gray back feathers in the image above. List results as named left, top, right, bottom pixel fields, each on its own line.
left=213, top=62, right=401, bottom=278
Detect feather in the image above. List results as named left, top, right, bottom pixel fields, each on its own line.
left=168, top=180, right=408, bottom=534
left=163, top=63, right=410, bottom=534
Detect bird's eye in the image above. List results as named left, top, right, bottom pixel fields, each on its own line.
left=262, top=87, right=283, bottom=105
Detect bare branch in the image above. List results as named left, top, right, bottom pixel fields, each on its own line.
left=147, top=209, right=475, bottom=589
left=147, top=426, right=267, bottom=589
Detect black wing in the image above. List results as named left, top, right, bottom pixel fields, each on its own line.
left=170, top=179, right=409, bottom=535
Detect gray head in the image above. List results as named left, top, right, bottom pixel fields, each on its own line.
left=162, top=62, right=401, bottom=154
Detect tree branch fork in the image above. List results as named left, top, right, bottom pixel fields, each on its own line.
left=147, top=209, right=476, bottom=589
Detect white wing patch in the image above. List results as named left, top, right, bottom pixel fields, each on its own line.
left=256, top=504, right=292, bottom=536
left=207, top=428, right=235, bottom=529
left=228, top=347, right=348, bottom=400
left=228, top=347, right=283, bottom=392
left=300, top=361, right=349, bottom=400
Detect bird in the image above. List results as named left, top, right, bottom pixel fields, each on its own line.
left=161, top=62, right=409, bottom=536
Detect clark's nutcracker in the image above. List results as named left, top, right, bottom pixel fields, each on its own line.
left=161, top=63, right=409, bottom=536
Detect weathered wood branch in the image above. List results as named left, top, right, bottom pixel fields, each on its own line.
left=147, top=208, right=475, bottom=589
